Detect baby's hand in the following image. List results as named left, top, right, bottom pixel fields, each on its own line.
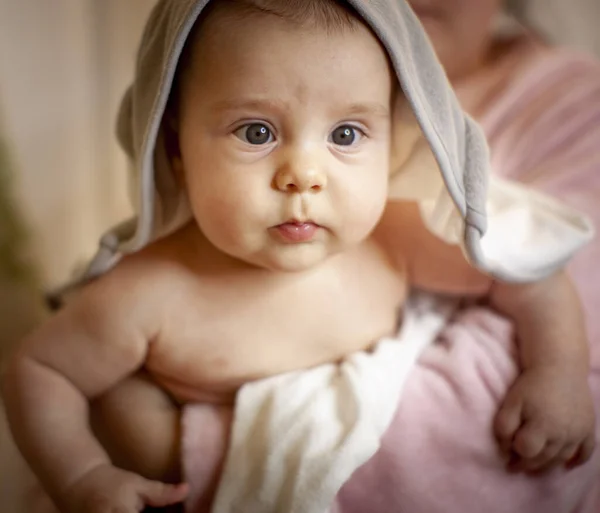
left=494, top=365, right=596, bottom=473
left=59, top=463, right=188, bottom=513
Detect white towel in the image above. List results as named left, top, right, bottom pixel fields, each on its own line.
left=197, top=293, right=457, bottom=513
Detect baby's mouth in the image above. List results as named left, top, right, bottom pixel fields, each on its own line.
left=272, top=220, right=321, bottom=243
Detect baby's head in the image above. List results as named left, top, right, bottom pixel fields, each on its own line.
left=68, top=0, right=495, bottom=303
left=165, top=0, right=395, bottom=272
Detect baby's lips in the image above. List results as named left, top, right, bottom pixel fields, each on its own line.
left=273, top=221, right=320, bottom=243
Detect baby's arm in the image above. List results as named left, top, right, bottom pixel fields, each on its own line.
left=490, top=272, right=596, bottom=472
left=2, top=264, right=187, bottom=512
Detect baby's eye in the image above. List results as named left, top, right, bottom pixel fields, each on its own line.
left=329, top=125, right=364, bottom=147
left=234, top=123, right=274, bottom=145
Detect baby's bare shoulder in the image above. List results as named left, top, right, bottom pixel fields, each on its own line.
left=88, top=240, right=197, bottom=315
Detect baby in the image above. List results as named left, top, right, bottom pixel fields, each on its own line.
left=2, top=1, right=595, bottom=512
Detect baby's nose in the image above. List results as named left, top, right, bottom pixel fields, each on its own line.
left=274, top=162, right=327, bottom=193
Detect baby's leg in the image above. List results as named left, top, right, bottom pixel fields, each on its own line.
left=90, top=371, right=181, bottom=483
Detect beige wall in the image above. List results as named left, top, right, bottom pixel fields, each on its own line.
left=528, top=0, right=600, bottom=56
left=0, top=0, right=154, bottom=288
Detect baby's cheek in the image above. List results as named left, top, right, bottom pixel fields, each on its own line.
left=189, top=192, right=236, bottom=239
left=341, top=205, right=384, bottom=247
left=195, top=192, right=265, bottom=255
left=345, top=175, right=388, bottom=235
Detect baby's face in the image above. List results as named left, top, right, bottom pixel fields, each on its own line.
left=174, top=10, right=393, bottom=272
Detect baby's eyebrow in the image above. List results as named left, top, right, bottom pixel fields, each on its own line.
left=211, top=98, right=390, bottom=118
left=211, top=98, right=287, bottom=114
left=342, top=102, right=390, bottom=118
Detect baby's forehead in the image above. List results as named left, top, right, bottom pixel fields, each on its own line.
left=175, top=2, right=398, bottom=99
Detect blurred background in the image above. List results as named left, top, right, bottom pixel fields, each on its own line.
left=0, top=0, right=155, bottom=290
left=0, top=0, right=599, bottom=344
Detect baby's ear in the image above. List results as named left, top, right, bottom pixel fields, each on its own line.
left=162, top=109, right=185, bottom=184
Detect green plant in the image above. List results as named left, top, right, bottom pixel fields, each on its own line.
left=0, top=136, right=38, bottom=286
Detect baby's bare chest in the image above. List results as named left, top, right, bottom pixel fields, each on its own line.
left=146, top=245, right=406, bottom=402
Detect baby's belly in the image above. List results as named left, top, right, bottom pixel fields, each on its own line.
left=147, top=317, right=401, bottom=405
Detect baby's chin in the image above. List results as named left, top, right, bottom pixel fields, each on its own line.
left=237, top=244, right=338, bottom=274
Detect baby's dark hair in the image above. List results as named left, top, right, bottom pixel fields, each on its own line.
left=208, top=0, right=360, bottom=32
